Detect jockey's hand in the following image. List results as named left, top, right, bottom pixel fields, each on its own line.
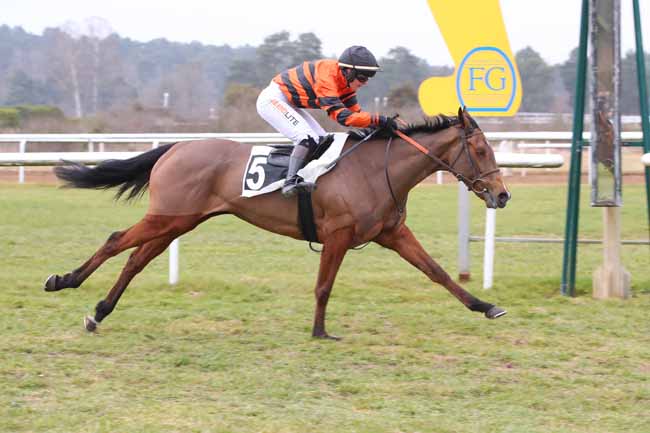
left=377, top=115, right=398, bottom=132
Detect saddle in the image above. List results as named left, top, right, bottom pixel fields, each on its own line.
left=267, top=134, right=335, bottom=168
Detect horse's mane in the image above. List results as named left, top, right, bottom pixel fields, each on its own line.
left=348, top=114, right=469, bottom=140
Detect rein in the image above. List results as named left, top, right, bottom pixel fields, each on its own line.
left=325, top=127, right=381, bottom=169
left=384, top=136, right=405, bottom=215
left=394, top=129, right=500, bottom=194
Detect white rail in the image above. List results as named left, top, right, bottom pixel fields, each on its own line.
left=642, top=153, right=650, bottom=166
left=0, top=133, right=566, bottom=287
left=0, top=152, right=142, bottom=166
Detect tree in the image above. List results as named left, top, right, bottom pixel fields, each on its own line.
left=216, top=83, right=270, bottom=132
left=361, top=46, right=435, bottom=109
left=165, top=61, right=212, bottom=118
left=515, top=46, right=555, bottom=112
left=621, top=50, right=650, bottom=115
left=44, top=28, right=85, bottom=117
left=227, top=58, right=261, bottom=86
left=290, top=32, right=322, bottom=65
left=256, top=31, right=295, bottom=85
left=558, top=47, right=580, bottom=111
left=5, top=70, right=50, bottom=105
left=387, top=83, right=419, bottom=109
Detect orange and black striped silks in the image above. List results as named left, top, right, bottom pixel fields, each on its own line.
left=272, top=59, right=379, bottom=128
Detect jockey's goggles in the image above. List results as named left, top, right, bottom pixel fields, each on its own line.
left=356, top=72, right=374, bottom=83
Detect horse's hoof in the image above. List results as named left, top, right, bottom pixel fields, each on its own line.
left=485, top=306, right=507, bottom=319
left=84, top=316, right=98, bottom=332
left=43, top=274, right=61, bottom=292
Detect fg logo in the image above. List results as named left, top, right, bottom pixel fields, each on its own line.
left=456, top=46, right=517, bottom=113
left=418, top=0, right=522, bottom=117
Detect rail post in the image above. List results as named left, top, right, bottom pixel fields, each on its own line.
left=18, top=139, right=26, bottom=183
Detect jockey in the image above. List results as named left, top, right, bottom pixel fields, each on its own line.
left=256, top=45, right=398, bottom=197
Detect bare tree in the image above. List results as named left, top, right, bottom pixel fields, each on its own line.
left=61, top=17, right=114, bottom=115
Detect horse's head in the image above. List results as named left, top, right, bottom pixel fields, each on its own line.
left=448, top=107, right=510, bottom=209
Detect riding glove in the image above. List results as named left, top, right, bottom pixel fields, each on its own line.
left=376, top=115, right=398, bottom=132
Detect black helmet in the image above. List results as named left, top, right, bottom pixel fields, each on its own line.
left=338, top=45, right=381, bottom=77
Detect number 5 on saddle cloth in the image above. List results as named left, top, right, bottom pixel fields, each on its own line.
left=241, top=133, right=346, bottom=198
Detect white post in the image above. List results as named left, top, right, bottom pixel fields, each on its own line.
left=592, top=207, right=631, bottom=298
left=482, top=208, right=497, bottom=289
left=152, top=140, right=159, bottom=149
left=18, top=140, right=26, bottom=183
left=98, top=142, right=105, bottom=152
left=169, top=238, right=179, bottom=285
left=499, top=141, right=512, bottom=176
left=88, top=140, right=94, bottom=153
left=436, top=171, right=443, bottom=184
left=457, top=182, right=470, bottom=281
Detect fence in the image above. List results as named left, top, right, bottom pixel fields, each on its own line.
left=1, top=132, right=569, bottom=286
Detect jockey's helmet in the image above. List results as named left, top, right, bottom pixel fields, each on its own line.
left=338, top=46, right=381, bottom=82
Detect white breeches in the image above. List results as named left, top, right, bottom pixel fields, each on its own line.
left=256, top=81, right=326, bottom=145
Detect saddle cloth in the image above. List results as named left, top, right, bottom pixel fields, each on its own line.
left=241, top=133, right=348, bottom=198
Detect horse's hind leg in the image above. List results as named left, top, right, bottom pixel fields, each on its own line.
left=375, top=224, right=506, bottom=319
left=84, top=234, right=175, bottom=332
left=44, top=215, right=195, bottom=292
left=312, top=228, right=353, bottom=340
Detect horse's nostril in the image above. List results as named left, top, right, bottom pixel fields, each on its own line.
left=498, top=192, right=510, bottom=205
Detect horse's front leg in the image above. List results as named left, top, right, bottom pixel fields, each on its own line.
left=312, top=228, right=354, bottom=340
left=375, top=224, right=506, bottom=319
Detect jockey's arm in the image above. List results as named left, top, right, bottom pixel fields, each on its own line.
left=319, top=95, right=384, bottom=128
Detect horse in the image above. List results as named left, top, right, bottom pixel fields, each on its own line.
left=45, top=107, right=510, bottom=339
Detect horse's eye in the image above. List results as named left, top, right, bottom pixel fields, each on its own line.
left=475, top=147, right=487, bottom=157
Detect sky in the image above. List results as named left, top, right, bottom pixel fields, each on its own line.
left=2, top=0, right=649, bottom=66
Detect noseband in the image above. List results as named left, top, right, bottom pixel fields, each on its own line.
left=385, top=127, right=500, bottom=215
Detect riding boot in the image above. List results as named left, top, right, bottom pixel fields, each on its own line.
left=282, top=138, right=315, bottom=197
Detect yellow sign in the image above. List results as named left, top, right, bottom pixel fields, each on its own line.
left=419, top=0, right=522, bottom=116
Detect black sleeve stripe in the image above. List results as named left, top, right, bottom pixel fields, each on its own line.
left=296, top=66, right=318, bottom=108
left=308, top=62, right=316, bottom=83
left=281, top=70, right=302, bottom=107
left=319, top=96, right=342, bottom=107
left=343, top=96, right=358, bottom=108
left=336, top=109, right=354, bottom=124
left=325, top=104, right=346, bottom=114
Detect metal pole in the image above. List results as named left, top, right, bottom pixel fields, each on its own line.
left=457, top=182, right=471, bottom=281
left=561, top=0, right=590, bottom=296
left=483, top=208, right=497, bottom=289
left=169, top=238, right=179, bottom=285
left=18, top=140, right=26, bottom=184
left=633, top=0, right=650, bottom=237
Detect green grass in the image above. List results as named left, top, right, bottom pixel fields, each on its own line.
left=1, top=182, right=649, bottom=433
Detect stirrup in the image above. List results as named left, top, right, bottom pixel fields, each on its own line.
left=282, top=177, right=315, bottom=197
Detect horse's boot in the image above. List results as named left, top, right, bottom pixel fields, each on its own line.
left=282, top=137, right=316, bottom=197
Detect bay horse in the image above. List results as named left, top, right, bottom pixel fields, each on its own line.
left=46, top=107, right=510, bottom=339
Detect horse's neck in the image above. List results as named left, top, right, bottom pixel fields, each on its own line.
left=388, top=129, right=456, bottom=193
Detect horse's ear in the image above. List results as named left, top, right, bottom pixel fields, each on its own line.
left=458, top=106, right=465, bottom=127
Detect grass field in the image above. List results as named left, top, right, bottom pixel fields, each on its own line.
left=1, top=182, right=649, bottom=433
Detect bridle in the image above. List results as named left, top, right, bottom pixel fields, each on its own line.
left=385, top=126, right=500, bottom=215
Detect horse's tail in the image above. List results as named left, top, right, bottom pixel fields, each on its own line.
left=54, top=143, right=176, bottom=202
